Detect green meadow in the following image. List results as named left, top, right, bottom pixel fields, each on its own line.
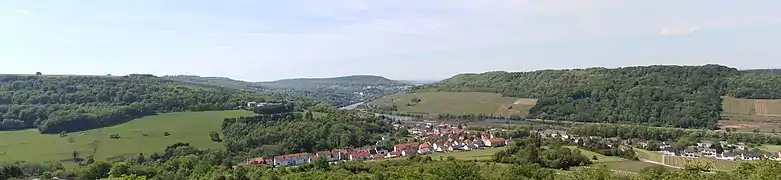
left=0, top=110, right=255, bottom=164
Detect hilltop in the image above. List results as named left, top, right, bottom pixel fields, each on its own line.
left=0, top=74, right=288, bottom=134
left=257, top=75, right=407, bottom=89
left=408, top=65, right=781, bottom=129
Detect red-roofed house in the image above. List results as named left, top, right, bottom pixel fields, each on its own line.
left=418, top=142, right=433, bottom=154
left=349, top=152, right=372, bottom=161
left=387, top=151, right=401, bottom=158
left=371, top=153, right=385, bottom=160
left=394, top=142, right=420, bottom=152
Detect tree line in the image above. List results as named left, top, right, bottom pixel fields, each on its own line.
left=4, top=141, right=781, bottom=179
left=413, top=65, right=781, bottom=129
left=220, top=111, right=394, bottom=158
left=569, top=124, right=781, bottom=145
left=0, top=75, right=304, bottom=133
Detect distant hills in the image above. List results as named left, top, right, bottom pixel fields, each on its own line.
left=412, top=64, right=781, bottom=129
left=164, top=75, right=410, bottom=107
left=257, top=75, right=406, bottom=89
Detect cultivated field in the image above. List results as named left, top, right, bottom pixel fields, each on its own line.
left=720, top=97, right=781, bottom=133
left=369, top=92, right=536, bottom=117
left=0, top=110, right=254, bottom=164
left=602, top=161, right=676, bottom=173
left=662, top=156, right=738, bottom=171
left=424, top=147, right=506, bottom=161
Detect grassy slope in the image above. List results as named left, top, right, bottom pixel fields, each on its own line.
left=369, top=92, right=535, bottom=117
left=0, top=110, right=254, bottom=163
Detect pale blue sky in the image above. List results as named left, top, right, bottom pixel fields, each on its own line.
left=2, top=0, right=780, bottom=81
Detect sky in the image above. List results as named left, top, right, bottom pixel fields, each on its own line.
left=2, top=1, right=781, bottom=81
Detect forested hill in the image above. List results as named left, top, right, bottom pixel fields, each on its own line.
left=257, top=75, right=407, bottom=89
left=412, top=65, right=781, bottom=129
left=0, top=74, right=290, bottom=134
left=162, top=75, right=269, bottom=92
left=745, top=69, right=781, bottom=76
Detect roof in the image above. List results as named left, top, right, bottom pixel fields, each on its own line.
left=351, top=152, right=371, bottom=158
left=489, top=138, right=506, bottom=143
left=372, top=154, right=385, bottom=159
left=743, top=153, right=762, bottom=158
left=274, top=153, right=310, bottom=160
left=395, top=142, right=420, bottom=149
left=420, top=142, right=431, bottom=148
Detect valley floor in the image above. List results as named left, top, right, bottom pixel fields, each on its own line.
left=0, top=110, right=254, bottom=164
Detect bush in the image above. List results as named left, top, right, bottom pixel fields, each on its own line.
left=163, top=132, right=171, bottom=136
left=109, top=134, right=121, bottom=139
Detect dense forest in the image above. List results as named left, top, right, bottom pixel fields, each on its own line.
left=413, top=65, right=781, bottom=128
left=3, top=141, right=781, bottom=180
left=220, top=111, right=393, bottom=158
left=164, top=75, right=409, bottom=107
left=0, top=74, right=307, bottom=133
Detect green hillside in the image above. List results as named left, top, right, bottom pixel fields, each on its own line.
left=0, top=110, right=254, bottom=163
left=412, top=65, right=781, bottom=128
left=0, top=74, right=283, bottom=134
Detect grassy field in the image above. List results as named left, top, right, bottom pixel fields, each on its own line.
left=662, top=156, right=738, bottom=171
left=424, top=147, right=506, bottom=160
left=602, top=161, right=676, bottom=172
left=720, top=97, right=781, bottom=133
left=761, top=145, right=781, bottom=152
left=634, top=149, right=662, bottom=162
left=369, top=92, right=536, bottom=117
left=564, top=146, right=625, bottom=163
left=0, top=110, right=254, bottom=164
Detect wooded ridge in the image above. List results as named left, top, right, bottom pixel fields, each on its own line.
left=412, top=65, right=781, bottom=129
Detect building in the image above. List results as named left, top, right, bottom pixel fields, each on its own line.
left=716, top=153, right=736, bottom=161
left=742, top=153, right=762, bottom=161
left=273, top=153, right=311, bottom=167
left=315, top=151, right=342, bottom=161
left=484, top=138, right=507, bottom=147
left=418, top=142, right=433, bottom=154
left=394, top=142, right=419, bottom=152
left=349, top=152, right=372, bottom=161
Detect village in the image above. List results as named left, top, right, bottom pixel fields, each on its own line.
left=233, top=122, right=509, bottom=168
left=233, top=121, right=781, bottom=169
left=533, top=129, right=781, bottom=163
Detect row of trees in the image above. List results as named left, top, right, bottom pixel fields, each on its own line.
left=493, top=134, right=592, bottom=169
left=220, top=111, right=394, bottom=158
left=413, top=65, right=781, bottom=128
left=569, top=124, right=781, bottom=145
left=5, top=141, right=781, bottom=179
left=0, top=75, right=295, bottom=133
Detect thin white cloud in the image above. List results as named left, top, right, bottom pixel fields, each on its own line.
left=659, top=28, right=699, bottom=36
left=14, top=8, right=32, bottom=16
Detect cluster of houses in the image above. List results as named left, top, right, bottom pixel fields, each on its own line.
left=234, top=123, right=509, bottom=168
left=651, top=140, right=781, bottom=161
left=530, top=129, right=781, bottom=162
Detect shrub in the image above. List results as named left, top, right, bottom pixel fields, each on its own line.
left=163, top=132, right=171, bottom=136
